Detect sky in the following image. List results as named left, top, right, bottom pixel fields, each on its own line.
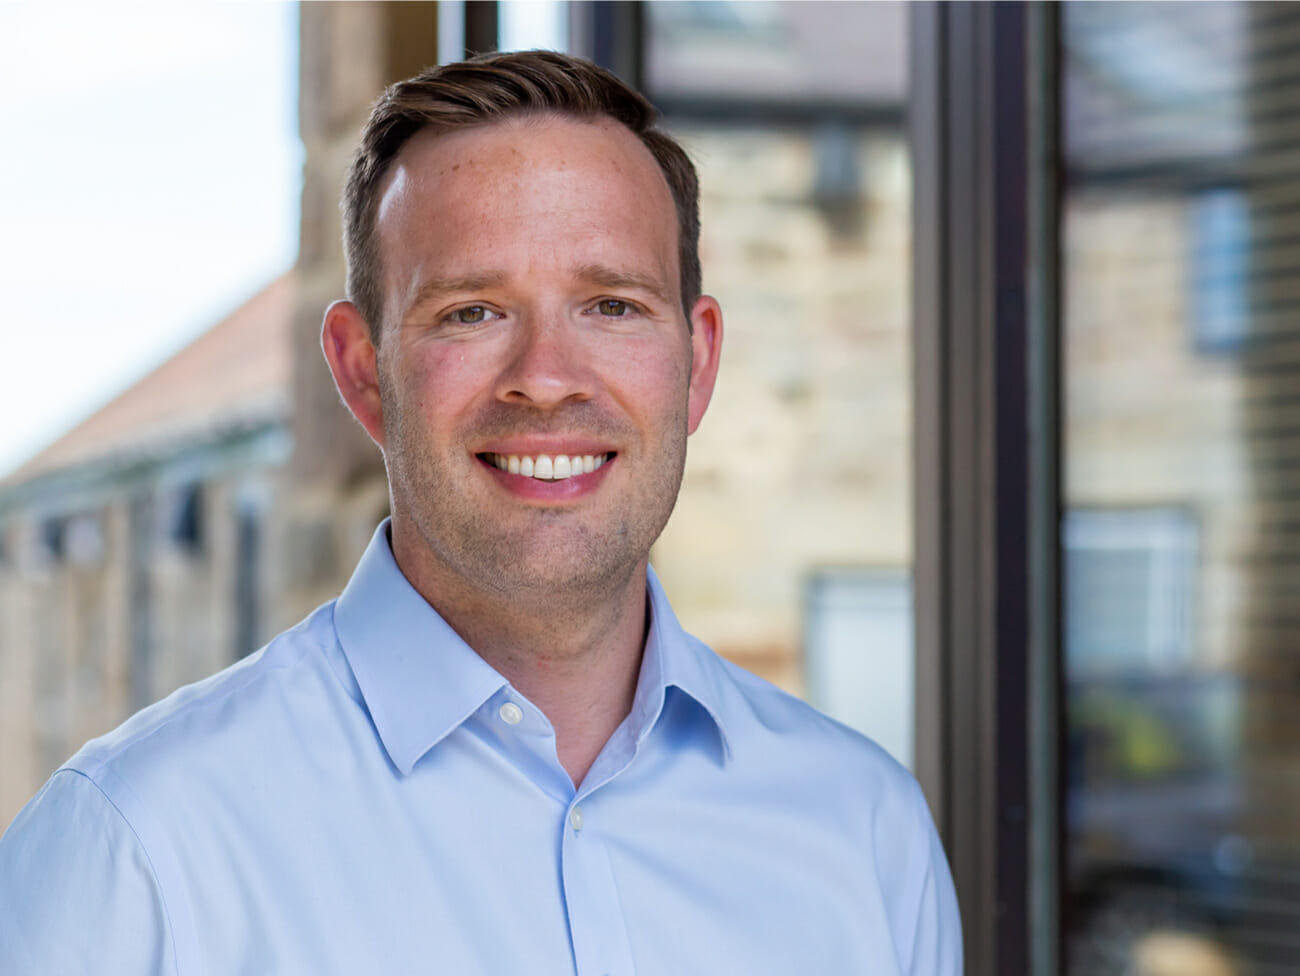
left=0, top=1, right=301, bottom=476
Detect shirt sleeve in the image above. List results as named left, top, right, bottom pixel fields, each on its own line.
left=902, top=783, right=964, bottom=976
left=0, top=768, right=177, bottom=975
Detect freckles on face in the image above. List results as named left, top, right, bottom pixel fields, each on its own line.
left=369, top=115, right=701, bottom=600
left=377, top=119, right=681, bottom=323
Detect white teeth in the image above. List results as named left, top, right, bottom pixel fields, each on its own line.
left=487, top=453, right=610, bottom=481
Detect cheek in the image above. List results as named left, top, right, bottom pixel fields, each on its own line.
left=595, top=330, right=690, bottom=384
left=610, top=342, right=692, bottom=419
left=397, top=344, right=490, bottom=422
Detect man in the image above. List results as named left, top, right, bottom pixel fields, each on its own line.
left=1, top=52, right=960, bottom=973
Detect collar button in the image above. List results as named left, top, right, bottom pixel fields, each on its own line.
left=498, top=702, right=523, bottom=725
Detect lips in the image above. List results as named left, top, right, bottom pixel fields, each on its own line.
left=480, top=452, right=613, bottom=481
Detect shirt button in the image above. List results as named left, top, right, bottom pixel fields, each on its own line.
left=499, top=702, right=523, bottom=725
left=569, top=806, right=584, bottom=831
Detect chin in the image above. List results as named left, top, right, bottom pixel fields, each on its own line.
left=486, top=546, right=640, bottom=597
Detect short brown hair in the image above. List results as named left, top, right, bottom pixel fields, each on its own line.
left=342, top=50, right=701, bottom=342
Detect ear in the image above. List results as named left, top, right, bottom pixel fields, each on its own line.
left=685, top=295, right=723, bottom=435
left=321, top=300, right=386, bottom=449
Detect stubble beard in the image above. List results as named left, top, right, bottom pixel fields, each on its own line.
left=383, top=392, right=689, bottom=617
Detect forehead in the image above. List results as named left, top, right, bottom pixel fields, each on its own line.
left=373, top=115, right=679, bottom=309
left=385, top=113, right=669, bottom=195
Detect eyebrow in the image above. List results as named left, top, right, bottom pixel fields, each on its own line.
left=406, top=270, right=511, bottom=312
left=573, top=264, right=675, bottom=307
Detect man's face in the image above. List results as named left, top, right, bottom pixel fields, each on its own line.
left=360, top=115, right=721, bottom=603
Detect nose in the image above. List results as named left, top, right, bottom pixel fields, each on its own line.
left=493, top=315, right=595, bottom=408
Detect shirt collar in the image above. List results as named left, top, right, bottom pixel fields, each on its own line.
left=333, top=522, right=507, bottom=775
left=636, top=566, right=734, bottom=764
left=334, top=521, right=733, bottom=775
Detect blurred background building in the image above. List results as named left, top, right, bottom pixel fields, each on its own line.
left=1, top=3, right=1299, bottom=975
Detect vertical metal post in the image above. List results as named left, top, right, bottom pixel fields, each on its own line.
left=464, top=1, right=499, bottom=56
left=589, top=1, right=644, bottom=88
left=911, top=2, right=1057, bottom=973
left=1026, top=6, right=1064, bottom=973
left=910, top=0, right=951, bottom=843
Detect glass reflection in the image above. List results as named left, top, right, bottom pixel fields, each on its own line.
left=1064, top=3, right=1300, bottom=974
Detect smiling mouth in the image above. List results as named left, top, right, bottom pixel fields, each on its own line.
left=479, top=452, right=614, bottom=481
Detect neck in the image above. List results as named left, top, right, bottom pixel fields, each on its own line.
left=393, top=535, right=649, bottom=787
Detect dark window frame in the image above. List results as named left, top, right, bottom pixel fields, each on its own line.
left=911, top=3, right=1063, bottom=973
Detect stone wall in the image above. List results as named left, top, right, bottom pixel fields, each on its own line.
left=655, top=125, right=912, bottom=693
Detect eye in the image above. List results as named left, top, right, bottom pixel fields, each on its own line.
left=449, top=305, right=494, bottom=325
left=596, top=299, right=630, bottom=317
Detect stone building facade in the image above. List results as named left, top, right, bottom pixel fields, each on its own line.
left=658, top=125, right=912, bottom=688
left=0, top=278, right=294, bottom=824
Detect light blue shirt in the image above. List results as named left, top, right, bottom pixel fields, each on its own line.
left=1, top=522, right=961, bottom=974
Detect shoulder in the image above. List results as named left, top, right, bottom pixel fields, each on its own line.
left=713, top=641, right=913, bottom=772
left=703, top=642, right=960, bottom=965
left=0, top=602, right=351, bottom=975
left=67, top=600, right=342, bottom=799
left=0, top=769, right=177, bottom=973
left=699, top=636, right=934, bottom=828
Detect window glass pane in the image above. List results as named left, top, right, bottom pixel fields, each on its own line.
left=1063, top=3, right=1300, bottom=973
left=644, top=2, right=914, bottom=767
left=646, top=2, right=904, bottom=107
left=498, top=1, right=567, bottom=54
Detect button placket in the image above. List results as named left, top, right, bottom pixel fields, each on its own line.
left=559, top=792, right=634, bottom=976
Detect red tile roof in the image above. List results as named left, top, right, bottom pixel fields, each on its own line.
left=6, top=274, right=296, bottom=484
